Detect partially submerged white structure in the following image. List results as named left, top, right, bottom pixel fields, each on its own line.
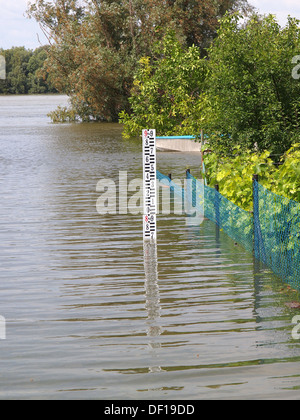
left=156, top=136, right=201, bottom=153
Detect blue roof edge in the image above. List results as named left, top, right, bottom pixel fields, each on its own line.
left=156, top=135, right=197, bottom=139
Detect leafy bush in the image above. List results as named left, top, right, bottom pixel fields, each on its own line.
left=119, top=31, right=207, bottom=138
left=203, top=143, right=300, bottom=211
left=274, top=143, right=300, bottom=202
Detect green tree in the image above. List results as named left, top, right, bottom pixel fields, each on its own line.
left=205, top=13, right=300, bottom=156
left=119, top=30, right=207, bottom=137
left=4, top=47, right=31, bottom=94
left=164, top=0, right=252, bottom=52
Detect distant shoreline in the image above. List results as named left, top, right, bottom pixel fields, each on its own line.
left=0, top=93, right=67, bottom=97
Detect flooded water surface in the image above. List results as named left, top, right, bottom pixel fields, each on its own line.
left=0, top=95, right=300, bottom=400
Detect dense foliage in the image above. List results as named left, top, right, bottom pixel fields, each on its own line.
left=119, top=31, right=207, bottom=137
left=0, top=46, right=57, bottom=94
left=27, top=0, right=251, bottom=122
left=203, top=143, right=300, bottom=210
left=205, top=14, right=300, bottom=156
left=122, top=13, right=300, bottom=157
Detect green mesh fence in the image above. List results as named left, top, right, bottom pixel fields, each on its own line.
left=157, top=170, right=300, bottom=288
left=156, top=170, right=185, bottom=205
left=254, top=181, right=300, bottom=289
left=186, top=171, right=254, bottom=253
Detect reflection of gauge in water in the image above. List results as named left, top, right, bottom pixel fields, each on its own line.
left=143, top=241, right=164, bottom=372
left=142, top=129, right=156, bottom=242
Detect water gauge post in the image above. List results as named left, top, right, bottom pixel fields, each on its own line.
left=142, top=129, right=157, bottom=242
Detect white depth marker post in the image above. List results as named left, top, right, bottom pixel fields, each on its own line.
left=143, top=129, right=157, bottom=241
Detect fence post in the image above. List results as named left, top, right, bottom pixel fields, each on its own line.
left=252, top=174, right=260, bottom=260
left=186, top=168, right=196, bottom=210
left=168, top=173, right=174, bottom=207
left=214, top=184, right=220, bottom=227
left=185, top=169, right=190, bottom=216
left=252, top=174, right=267, bottom=263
